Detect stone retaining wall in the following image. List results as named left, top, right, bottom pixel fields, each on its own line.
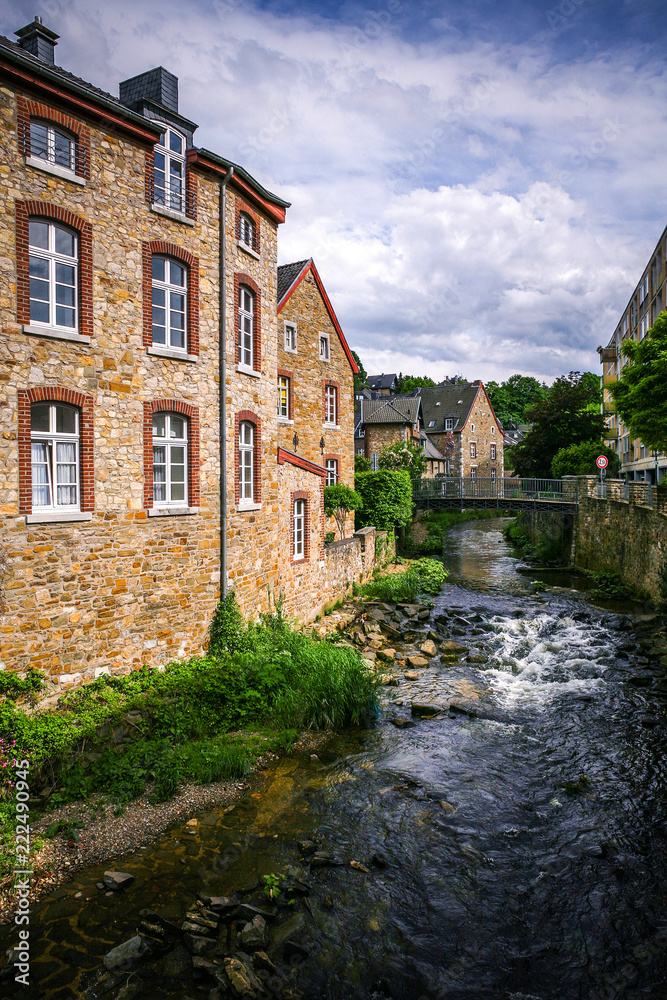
left=320, top=528, right=395, bottom=613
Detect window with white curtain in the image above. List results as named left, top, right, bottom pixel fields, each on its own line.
left=31, top=402, right=79, bottom=510
left=153, top=412, right=188, bottom=506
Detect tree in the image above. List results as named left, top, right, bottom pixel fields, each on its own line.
left=551, top=440, right=621, bottom=479
left=395, top=374, right=436, bottom=394
left=323, top=484, right=363, bottom=540
left=510, top=371, right=604, bottom=478
left=355, top=470, right=413, bottom=530
left=378, top=441, right=427, bottom=478
left=351, top=350, right=368, bottom=393
left=486, top=374, right=548, bottom=426
left=354, top=454, right=371, bottom=473
left=609, top=312, right=667, bottom=453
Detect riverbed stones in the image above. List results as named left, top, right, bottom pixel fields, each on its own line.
left=420, top=640, right=437, bottom=657
left=404, top=670, right=420, bottom=680
left=222, top=956, right=261, bottom=998
left=377, top=647, right=396, bottom=661
left=103, top=935, right=149, bottom=970
left=466, top=652, right=487, bottom=664
left=411, top=703, right=443, bottom=718
left=156, top=945, right=190, bottom=978
left=205, top=895, right=238, bottom=915
left=407, top=654, right=429, bottom=668
left=441, top=640, right=467, bottom=655
left=184, top=933, right=217, bottom=956
left=240, top=915, right=271, bottom=952
left=391, top=717, right=414, bottom=728
left=102, top=871, right=135, bottom=891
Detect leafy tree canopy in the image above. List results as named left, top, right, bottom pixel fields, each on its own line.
left=323, top=484, right=363, bottom=539
left=351, top=350, right=368, bottom=393
left=354, top=454, right=371, bottom=473
left=378, top=441, right=427, bottom=478
left=355, top=470, right=413, bottom=530
left=551, top=440, right=621, bottom=479
left=395, top=373, right=436, bottom=394
left=609, top=311, right=667, bottom=453
left=510, top=371, right=604, bottom=478
left=485, top=374, right=548, bottom=426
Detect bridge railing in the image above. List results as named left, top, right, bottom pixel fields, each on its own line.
left=412, top=476, right=567, bottom=503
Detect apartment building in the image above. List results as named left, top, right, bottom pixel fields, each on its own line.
left=599, top=224, right=666, bottom=482
left=0, top=17, right=357, bottom=686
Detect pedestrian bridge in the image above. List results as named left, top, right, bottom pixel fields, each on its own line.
left=412, top=477, right=580, bottom=513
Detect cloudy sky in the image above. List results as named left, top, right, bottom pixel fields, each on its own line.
left=5, top=0, right=667, bottom=383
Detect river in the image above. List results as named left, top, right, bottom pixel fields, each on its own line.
left=2, top=519, right=667, bottom=999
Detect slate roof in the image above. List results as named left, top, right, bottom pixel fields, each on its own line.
left=368, top=373, right=398, bottom=391
left=420, top=431, right=445, bottom=461
left=419, top=383, right=480, bottom=434
left=361, top=396, right=421, bottom=425
left=277, top=260, right=310, bottom=303
left=0, top=28, right=289, bottom=210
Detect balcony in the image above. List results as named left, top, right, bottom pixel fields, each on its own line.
left=603, top=427, right=619, bottom=439
left=600, top=347, right=617, bottom=362
left=603, top=372, right=618, bottom=385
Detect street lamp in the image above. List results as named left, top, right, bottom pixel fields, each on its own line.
left=654, top=449, right=660, bottom=485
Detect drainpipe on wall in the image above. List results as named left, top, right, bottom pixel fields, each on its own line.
left=219, top=166, right=234, bottom=599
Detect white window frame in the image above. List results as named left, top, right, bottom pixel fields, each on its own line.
left=470, top=442, right=477, bottom=459
left=325, top=384, right=337, bottom=426
left=277, top=375, right=290, bottom=419
left=151, top=255, right=188, bottom=352
left=490, top=443, right=496, bottom=460
left=470, top=467, right=477, bottom=480
left=31, top=402, right=80, bottom=512
left=239, top=213, right=255, bottom=251
left=319, top=332, right=330, bottom=361
left=370, top=451, right=379, bottom=471
left=491, top=425, right=495, bottom=435
left=29, top=119, right=76, bottom=173
left=239, top=421, right=255, bottom=505
left=238, top=286, right=255, bottom=370
left=428, top=420, right=435, bottom=427
left=470, top=423, right=476, bottom=432
left=284, top=321, right=297, bottom=353
left=152, top=413, right=189, bottom=508
left=445, top=418, right=454, bottom=430
left=325, top=459, right=338, bottom=486
left=293, top=498, right=306, bottom=560
left=491, top=468, right=496, bottom=481
left=640, top=313, right=650, bottom=340
left=28, top=220, right=78, bottom=333
left=153, top=123, right=186, bottom=215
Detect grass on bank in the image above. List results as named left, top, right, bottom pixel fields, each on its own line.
left=358, top=556, right=448, bottom=603
left=406, top=509, right=501, bottom=556
left=0, top=595, right=378, bottom=878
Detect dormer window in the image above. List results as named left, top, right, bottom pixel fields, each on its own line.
left=30, top=120, right=75, bottom=172
left=153, top=125, right=185, bottom=214
left=445, top=418, right=454, bottom=430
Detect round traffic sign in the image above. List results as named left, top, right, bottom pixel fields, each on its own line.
left=596, top=455, right=608, bottom=469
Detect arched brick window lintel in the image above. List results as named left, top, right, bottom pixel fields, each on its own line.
left=143, top=398, right=200, bottom=509
left=18, top=385, right=95, bottom=515
left=234, top=409, right=262, bottom=505
left=142, top=242, right=200, bottom=355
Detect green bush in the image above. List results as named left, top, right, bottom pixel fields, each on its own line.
left=551, top=440, right=621, bottom=479
left=355, top=470, right=413, bottom=530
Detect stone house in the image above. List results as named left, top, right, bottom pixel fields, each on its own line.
left=420, top=382, right=503, bottom=479
left=276, top=258, right=357, bottom=536
left=355, top=395, right=423, bottom=470
left=0, top=18, right=369, bottom=688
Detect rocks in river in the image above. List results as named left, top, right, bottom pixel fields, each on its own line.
left=204, top=895, right=238, bottom=915
left=156, top=945, right=191, bottom=978
left=283, top=939, right=310, bottom=961
left=183, top=933, right=217, bottom=956
left=377, top=647, right=396, bottom=661
left=411, top=702, right=442, bottom=718
left=298, top=839, right=317, bottom=856
left=449, top=700, right=477, bottom=717
left=103, top=935, right=149, bottom=970
left=466, top=652, right=487, bottom=664
left=310, top=851, right=340, bottom=868
left=407, top=654, right=429, bottom=668
left=103, top=871, right=135, bottom=891
left=222, top=956, right=262, bottom=997
left=390, top=717, right=414, bottom=729
left=109, top=978, right=144, bottom=1000
left=253, top=950, right=277, bottom=973
left=236, top=903, right=277, bottom=922
left=240, top=915, right=271, bottom=952
left=440, top=640, right=467, bottom=655
left=420, top=639, right=438, bottom=657
left=404, top=670, right=420, bottom=681
left=439, top=800, right=456, bottom=814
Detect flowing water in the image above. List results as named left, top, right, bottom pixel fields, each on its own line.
left=3, top=519, right=667, bottom=999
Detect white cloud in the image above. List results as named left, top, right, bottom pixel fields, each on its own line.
left=5, top=0, right=667, bottom=381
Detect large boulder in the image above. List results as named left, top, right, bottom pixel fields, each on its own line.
left=103, top=935, right=149, bottom=970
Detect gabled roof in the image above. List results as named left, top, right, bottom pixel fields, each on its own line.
left=0, top=29, right=288, bottom=219
left=420, top=383, right=479, bottom=433
left=368, top=373, right=398, bottom=391
left=361, top=396, right=421, bottom=425
left=277, top=258, right=358, bottom=374
left=420, top=431, right=446, bottom=461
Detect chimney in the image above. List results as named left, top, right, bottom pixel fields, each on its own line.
left=119, top=67, right=179, bottom=114
left=15, top=16, right=59, bottom=65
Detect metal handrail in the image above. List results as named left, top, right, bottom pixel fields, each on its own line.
left=21, top=120, right=87, bottom=176
left=148, top=174, right=196, bottom=219
left=413, top=476, right=567, bottom=501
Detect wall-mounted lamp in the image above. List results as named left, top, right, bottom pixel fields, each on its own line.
left=292, top=432, right=299, bottom=451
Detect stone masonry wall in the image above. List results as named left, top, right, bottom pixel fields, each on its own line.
left=572, top=477, right=667, bottom=600
left=459, top=388, right=503, bottom=479
left=0, top=82, right=223, bottom=687
left=277, top=269, right=355, bottom=538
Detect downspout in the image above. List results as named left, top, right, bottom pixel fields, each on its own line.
left=219, top=166, right=234, bottom=598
